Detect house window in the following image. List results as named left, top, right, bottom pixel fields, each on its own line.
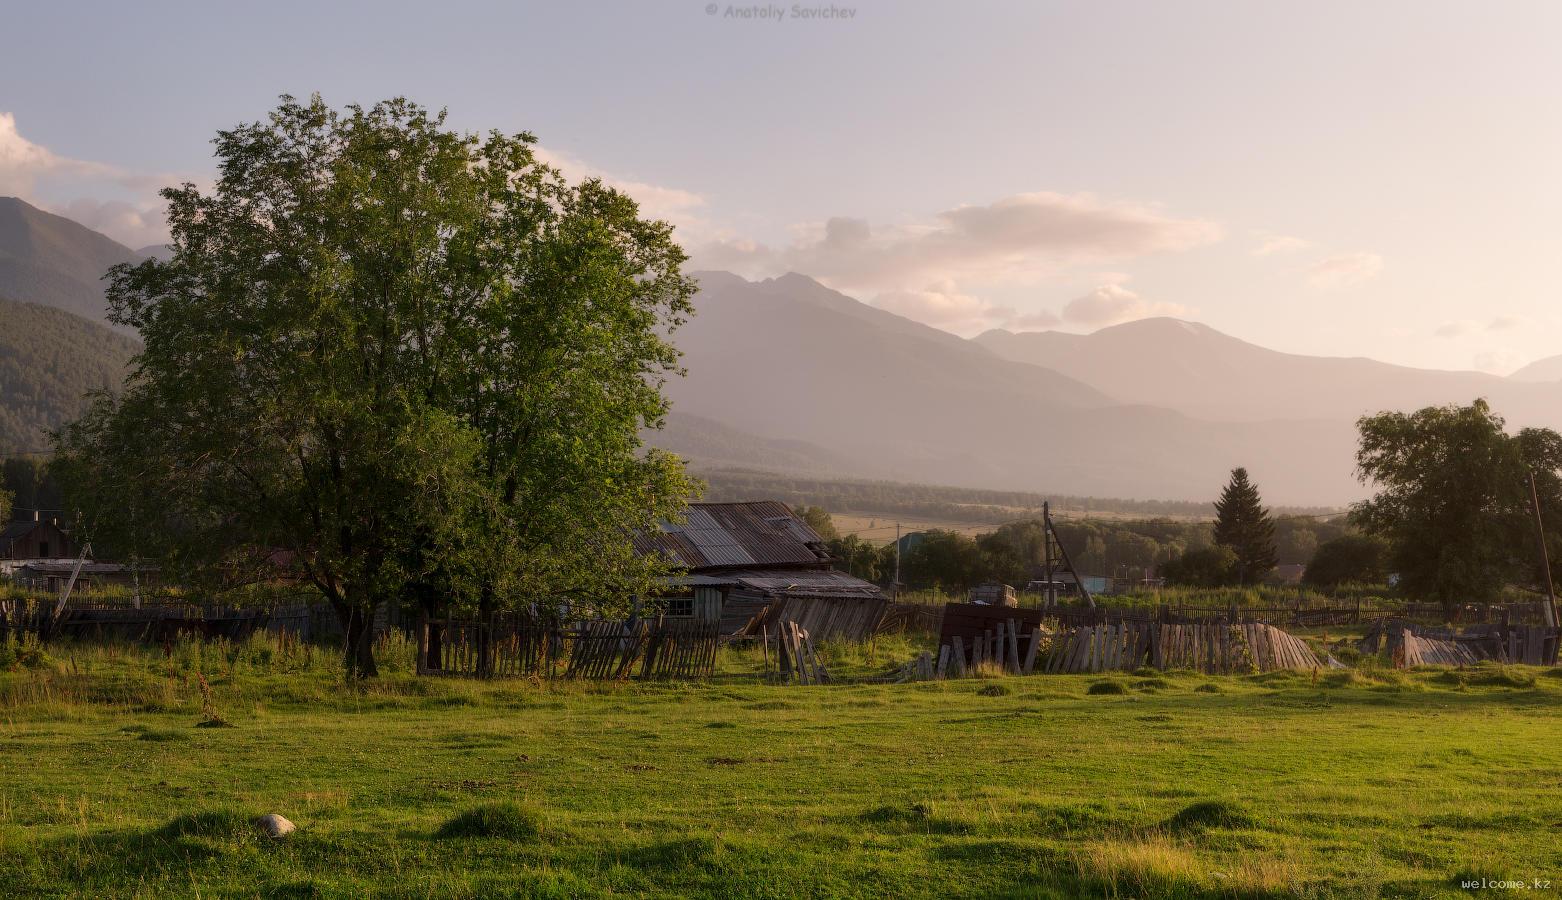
left=39, top=541, right=50, bottom=558
left=660, top=597, right=695, bottom=618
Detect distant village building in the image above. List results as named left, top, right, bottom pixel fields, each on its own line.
left=0, top=514, right=74, bottom=561
left=634, top=501, right=884, bottom=637
left=969, top=581, right=1017, bottom=606
left=9, top=561, right=144, bottom=594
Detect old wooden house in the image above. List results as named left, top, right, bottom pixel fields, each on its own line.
left=0, top=515, right=76, bottom=575
left=634, top=501, right=886, bottom=639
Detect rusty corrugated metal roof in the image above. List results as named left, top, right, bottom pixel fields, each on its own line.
left=634, top=501, right=832, bottom=571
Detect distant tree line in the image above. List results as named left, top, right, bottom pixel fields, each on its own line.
left=699, top=468, right=1339, bottom=525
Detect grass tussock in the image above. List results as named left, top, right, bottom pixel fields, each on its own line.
left=1162, top=800, right=1256, bottom=833
left=436, top=802, right=543, bottom=841
left=1086, top=679, right=1128, bottom=696
left=976, top=683, right=1011, bottom=697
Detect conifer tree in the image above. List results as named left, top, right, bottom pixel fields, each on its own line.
left=1213, top=467, right=1278, bottom=585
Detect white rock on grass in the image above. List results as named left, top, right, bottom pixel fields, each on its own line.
left=257, top=813, right=296, bottom=838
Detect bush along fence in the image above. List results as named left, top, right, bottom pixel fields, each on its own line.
left=416, top=614, right=720, bottom=680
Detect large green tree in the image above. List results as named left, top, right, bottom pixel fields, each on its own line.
left=1303, top=533, right=1388, bottom=588
left=1213, top=467, right=1277, bottom=585
left=1353, top=399, right=1562, bottom=609
left=54, top=96, right=695, bottom=675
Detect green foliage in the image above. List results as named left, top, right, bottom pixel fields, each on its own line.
left=1213, top=467, right=1278, bottom=584
left=1160, top=545, right=1239, bottom=588
left=1304, top=533, right=1389, bottom=587
left=51, top=96, right=696, bottom=675
left=901, top=530, right=987, bottom=593
left=0, top=297, right=139, bottom=456
left=825, top=534, right=894, bottom=582
left=794, top=505, right=838, bottom=540
left=1353, top=399, right=1562, bottom=605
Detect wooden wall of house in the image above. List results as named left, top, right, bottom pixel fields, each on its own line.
left=2, top=522, right=73, bottom=560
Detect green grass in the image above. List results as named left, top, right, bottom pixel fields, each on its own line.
left=0, top=635, right=1559, bottom=897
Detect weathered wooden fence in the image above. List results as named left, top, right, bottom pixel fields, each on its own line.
left=932, top=602, right=1325, bottom=678
left=741, top=595, right=887, bottom=643
left=0, top=599, right=345, bottom=644
left=1364, top=620, right=1560, bottom=667
left=417, top=615, right=720, bottom=680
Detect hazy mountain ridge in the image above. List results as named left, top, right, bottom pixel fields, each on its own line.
left=668, top=273, right=1361, bottom=504
left=0, top=197, right=146, bottom=327
left=1, top=199, right=1552, bottom=506
left=975, top=318, right=1562, bottom=428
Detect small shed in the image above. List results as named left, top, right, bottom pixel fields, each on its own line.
left=635, top=501, right=886, bottom=638
left=0, top=517, right=75, bottom=562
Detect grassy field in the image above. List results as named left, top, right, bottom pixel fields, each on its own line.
left=1, top=634, right=1560, bottom=898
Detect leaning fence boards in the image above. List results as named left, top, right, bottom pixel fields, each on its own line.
left=419, top=616, right=718, bottom=681
left=1041, top=621, right=1318, bottom=674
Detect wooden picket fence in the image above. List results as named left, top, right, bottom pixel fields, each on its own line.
left=925, top=618, right=1322, bottom=680
left=418, top=615, right=719, bottom=680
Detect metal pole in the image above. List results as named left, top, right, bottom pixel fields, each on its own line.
left=1528, top=470, right=1559, bottom=628
left=1043, top=501, right=1054, bottom=607
left=893, top=522, right=901, bottom=601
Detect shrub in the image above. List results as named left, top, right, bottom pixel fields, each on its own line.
left=1163, top=799, right=1254, bottom=832
left=436, top=802, right=543, bottom=840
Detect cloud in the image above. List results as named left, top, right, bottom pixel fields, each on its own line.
left=1061, top=283, right=1188, bottom=327
left=1437, top=315, right=1527, bottom=339
left=871, top=283, right=1017, bottom=335
left=1253, top=233, right=1310, bottom=256
left=1307, top=252, right=1383, bottom=289
left=533, top=146, right=707, bottom=235
left=692, top=191, right=1222, bottom=290
left=1487, top=314, right=1525, bottom=331
left=0, top=111, right=172, bottom=247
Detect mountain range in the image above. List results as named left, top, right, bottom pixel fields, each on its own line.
left=3, top=195, right=1560, bottom=506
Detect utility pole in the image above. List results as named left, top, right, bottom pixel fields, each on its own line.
left=1042, top=502, right=1054, bottom=607
left=893, top=522, right=901, bottom=601
left=1528, top=471, right=1559, bottom=628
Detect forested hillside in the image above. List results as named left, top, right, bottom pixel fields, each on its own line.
left=0, top=197, right=143, bottom=326
left=0, top=296, right=139, bottom=454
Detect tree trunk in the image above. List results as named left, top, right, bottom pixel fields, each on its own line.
left=476, top=585, right=495, bottom=678
left=334, top=601, right=380, bottom=679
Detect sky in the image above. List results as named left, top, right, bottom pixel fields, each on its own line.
left=3, top=0, right=1559, bottom=373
